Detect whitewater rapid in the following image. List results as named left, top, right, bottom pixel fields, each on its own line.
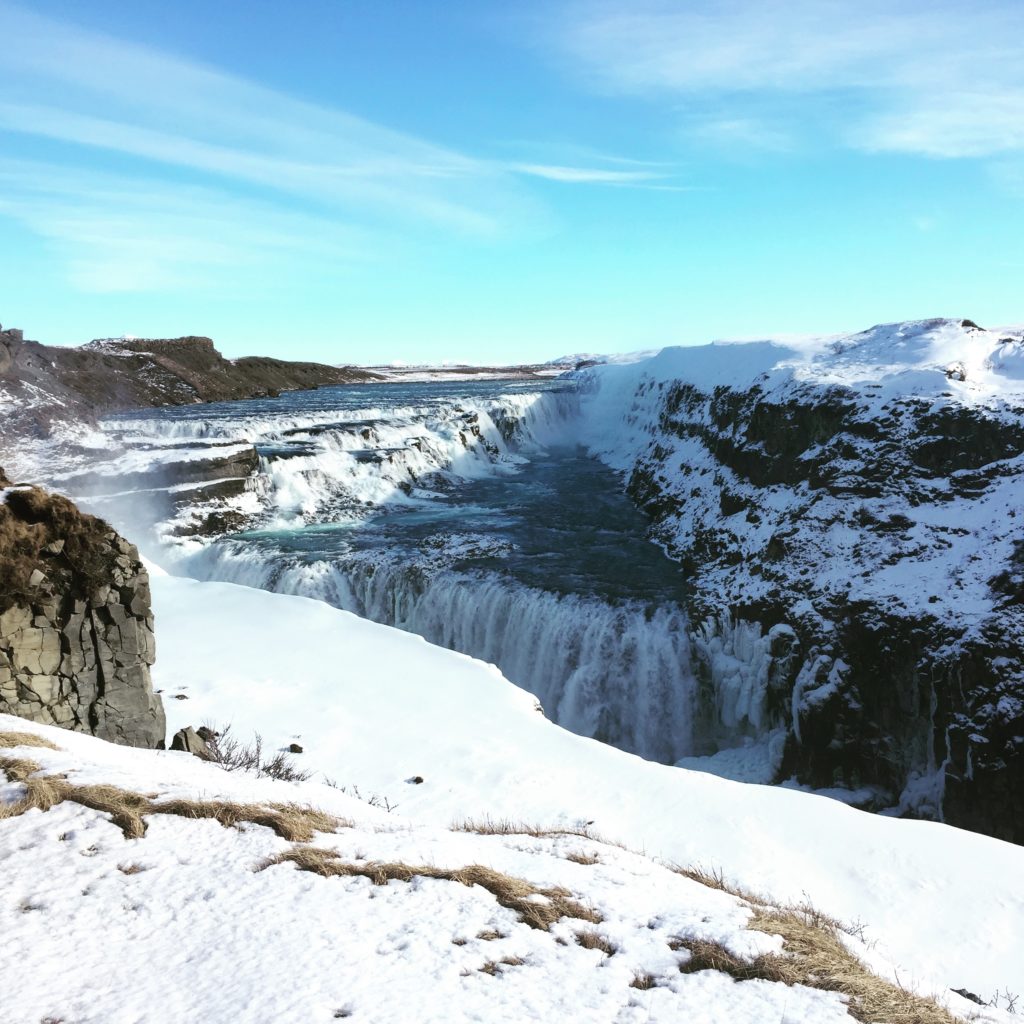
left=44, top=377, right=779, bottom=769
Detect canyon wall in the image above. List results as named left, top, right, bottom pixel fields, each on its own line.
left=580, top=320, right=1024, bottom=842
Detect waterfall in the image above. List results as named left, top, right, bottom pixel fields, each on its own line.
left=187, top=539, right=698, bottom=764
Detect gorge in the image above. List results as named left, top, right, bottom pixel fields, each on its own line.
left=8, top=317, right=1022, bottom=844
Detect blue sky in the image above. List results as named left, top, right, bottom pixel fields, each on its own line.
left=1, top=0, right=1022, bottom=364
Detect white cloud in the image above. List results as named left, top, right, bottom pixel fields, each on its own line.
left=0, top=2, right=537, bottom=236
left=513, top=163, right=668, bottom=184
left=0, top=160, right=372, bottom=294
left=552, top=0, right=1024, bottom=159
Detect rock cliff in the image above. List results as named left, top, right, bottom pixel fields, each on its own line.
left=0, top=467, right=165, bottom=746
left=581, top=318, right=1024, bottom=843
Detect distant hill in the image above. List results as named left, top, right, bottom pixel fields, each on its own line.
left=0, top=323, right=382, bottom=436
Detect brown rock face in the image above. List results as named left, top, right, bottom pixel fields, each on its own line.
left=0, top=468, right=165, bottom=747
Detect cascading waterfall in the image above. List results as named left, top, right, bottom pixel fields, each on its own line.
left=84, top=377, right=789, bottom=771
left=187, top=539, right=698, bottom=763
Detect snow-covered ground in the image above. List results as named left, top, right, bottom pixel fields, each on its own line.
left=11, top=709, right=998, bottom=1024
left=1, top=568, right=1020, bottom=1021
left=130, top=569, right=1024, bottom=1007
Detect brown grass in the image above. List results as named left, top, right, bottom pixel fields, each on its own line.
left=478, top=956, right=526, bottom=975
left=574, top=929, right=617, bottom=956
left=676, top=906, right=962, bottom=1024
left=265, top=846, right=603, bottom=931
left=0, top=756, right=66, bottom=820
left=564, top=850, right=600, bottom=865
left=0, top=731, right=60, bottom=750
left=66, top=784, right=150, bottom=839
left=453, top=816, right=624, bottom=848
left=152, top=798, right=342, bottom=842
left=630, top=971, right=657, bottom=990
left=668, top=862, right=769, bottom=906
left=476, top=929, right=507, bottom=941
left=0, top=485, right=116, bottom=609
left=0, top=758, right=347, bottom=840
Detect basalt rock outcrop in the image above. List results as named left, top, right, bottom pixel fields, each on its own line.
left=583, top=319, right=1024, bottom=843
left=0, top=468, right=165, bottom=747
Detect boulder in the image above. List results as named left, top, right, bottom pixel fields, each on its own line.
left=170, top=727, right=213, bottom=760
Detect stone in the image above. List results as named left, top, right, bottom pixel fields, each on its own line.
left=170, top=727, right=213, bottom=760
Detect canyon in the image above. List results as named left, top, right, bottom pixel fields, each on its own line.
left=5, top=316, right=1020, bottom=842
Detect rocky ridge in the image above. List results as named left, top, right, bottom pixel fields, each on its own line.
left=580, top=318, right=1024, bottom=842
left=0, top=321, right=382, bottom=437
left=0, top=467, right=164, bottom=747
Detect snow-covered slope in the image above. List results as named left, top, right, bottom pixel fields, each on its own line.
left=10, top=708, right=1012, bottom=1024
left=575, top=318, right=1024, bottom=840
left=133, top=570, right=1024, bottom=1004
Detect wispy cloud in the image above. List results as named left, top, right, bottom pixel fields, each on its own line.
left=513, top=163, right=668, bottom=184
left=551, top=0, right=1024, bottom=160
left=0, top=1, right=537, bottom=237
left=0, top=160, right=372, bottom=293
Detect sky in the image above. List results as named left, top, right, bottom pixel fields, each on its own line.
left=0, top=0, right=1022, bottom=365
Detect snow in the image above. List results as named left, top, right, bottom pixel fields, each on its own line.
left=128, top=571, right=1024, bottom=1005
left=1, top=715, right=882, bottom=1024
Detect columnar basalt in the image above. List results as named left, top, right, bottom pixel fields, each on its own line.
left=0, top=468, right=165, bottom=747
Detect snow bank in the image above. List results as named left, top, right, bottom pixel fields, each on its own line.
left=145, top=572, right=1024, bottom=1001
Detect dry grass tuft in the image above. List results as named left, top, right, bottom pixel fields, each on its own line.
left=574, top=929, right=617, bottom=956
left=0, top=759, right=347, bottom=841
left=630, top=971, right=657, bottom=990
left=476, top=929, right=506, bottom=941
left=0, top=758, right=147, bottom=836
left=0, top=754, right=45, bottom=783
left=150, top=798, right=345, bottom=842
left=453, top=816, right=624, bottom=849
left=266, top=847, right=603, bottom=931
left=478, top=956, right=525, bottom=975
left=564, top=850, right=600, bottom=865
left=117, top=863, right=145, bottom=875
left=675, top=908, right=962, bottom=1024
left=0, top=755, right=65, bottom=820
left=668, top=862, right=769, bottom=905
left=67, top=784, right=149, bottom=839
left=677, top=937, right=795, bottom=983
left=0, top=731, right=60, bottom=751
left=750, top=907, right=961, bottom=1024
